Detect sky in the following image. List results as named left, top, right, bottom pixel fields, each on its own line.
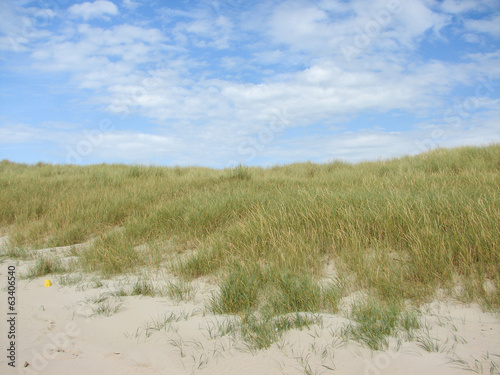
left=0, top=0, right=499, bottom=168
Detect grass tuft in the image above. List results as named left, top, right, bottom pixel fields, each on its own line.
left=345, top=298, right=402, bottom=350
left=265, top=271, right=322, bottom=315
left=209, top=264, right=263, bottom=315
left=131, top=278, right=156, bottom=297
left=79, top=231, right=142, bottom=276
left=24, top=256, right=65, bottom=279
left=165, top=279, right=196, bottom=302
left=223, top=164, right=252, bottom=181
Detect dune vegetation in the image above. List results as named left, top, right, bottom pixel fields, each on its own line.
left=1, top=144, right=499, bottom=349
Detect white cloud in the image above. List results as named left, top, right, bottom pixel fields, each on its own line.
left=77, top=23, right=165, bottom=45
left=68, top=0, right=118, bottom=21
left=76, top=132, right=183, bottom=162
left=29, top=22, right=169, bottom=90
left=440, top=0, right=500, bottom=41
left=122, top=0, right=140, bottom=11
left=110, top=58, right=474, bottom=127
left=23, top=0, right=500, bottom=134
left=240, top=109, right=500, bottom=166
left=268, top=3, right=331, bottom=51
left=389, top=0, right=450, bottom=43
left=0, top=35, right=29, bottom=52
left=173, top=15, right=234, bottom=49
left=0, top=124, right=46, bottom=144
left=466, top=14, right=500, bottom=37
left=261, top=0, right=453, bottom=68
left=0, top=1, right=55, bottom=51
left=441, top=0, right=498, bottom=14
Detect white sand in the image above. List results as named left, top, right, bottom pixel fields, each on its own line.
left=1, top=243, right=499, bottom=375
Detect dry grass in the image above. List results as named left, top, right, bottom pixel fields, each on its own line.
left=1, top=144, right=499, bottom=320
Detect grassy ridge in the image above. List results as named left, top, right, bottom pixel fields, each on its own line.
left=1, top=145, right=499, bottom=315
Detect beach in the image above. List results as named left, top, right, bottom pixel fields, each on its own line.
left=2, top=241, right=499, bottom=375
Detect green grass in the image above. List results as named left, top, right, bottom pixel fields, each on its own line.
left=164, top=279, right=197, bottom=302
left=173, top=247, right=220, bottom=279
left=449, top=352, right=500, bottom=374
left=240, top=313, right=322, bottom=351
left=82, top=293, right=124, bottom=317
left=24, top=256, right=66, bottom=279
left=207, top=264, right=342, bottom=348
left=0, top=246, right=31, bottom=260
left=343, top=298, right=421, bottom=350
left=58, top=273, right=85, bottom=286
left=1, top=145, right=499, bottom=344
left=209, top=264, right=263, bottom=315
left=208, top=265, right=344, bottom=316
left=92, top=295, right=123, bottom=317
left=131, top=278, right=156, bottom=297
left=266, top=270, right=323, bottom=314
left=79, top=231, right=142, bottom=276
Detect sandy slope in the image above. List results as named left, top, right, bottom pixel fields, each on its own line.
left=1, top=242, right=499, bottom=375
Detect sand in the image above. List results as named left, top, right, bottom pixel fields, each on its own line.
left=1, top=240, right=499, bottom=375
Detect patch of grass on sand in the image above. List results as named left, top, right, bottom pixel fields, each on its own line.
left=342, top=298, right=421, bottom=350
left=165, top=279, right=197, bottom=302
left=24, top=256, right=65, bottom=279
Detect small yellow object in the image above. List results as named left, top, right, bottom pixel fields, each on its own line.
left=44, top=279, right=52, bottom=287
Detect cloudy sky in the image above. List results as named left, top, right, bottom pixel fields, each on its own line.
left=1, top=0, right=499, bottom=168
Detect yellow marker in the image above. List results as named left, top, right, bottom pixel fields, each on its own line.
left=44, top=279, right=52, bottom=287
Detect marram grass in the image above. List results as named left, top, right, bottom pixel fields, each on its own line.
left=1, top=144, right=499, bottom=316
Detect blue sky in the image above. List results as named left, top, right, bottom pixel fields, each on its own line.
left=1, top=0, right=499, bottom=168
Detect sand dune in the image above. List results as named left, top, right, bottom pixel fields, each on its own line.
left=1, top=243, right=499, bottom=375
